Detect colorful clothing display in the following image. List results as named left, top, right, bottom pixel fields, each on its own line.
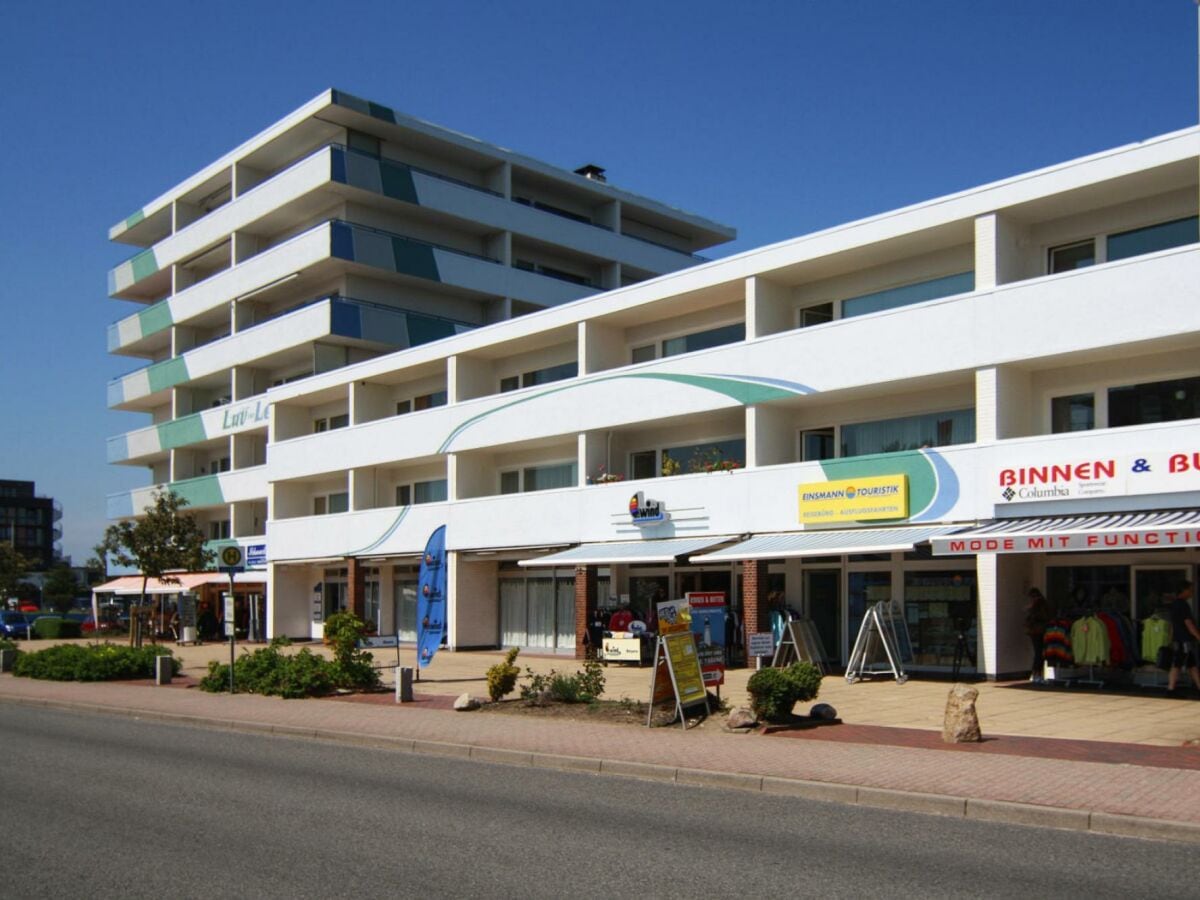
left=1070, top=615, right=1111, bottom=666
left=1141, top=615, right=1172, bottom=664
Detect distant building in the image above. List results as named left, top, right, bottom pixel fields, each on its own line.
left=0, top=480, right=60, bottom=570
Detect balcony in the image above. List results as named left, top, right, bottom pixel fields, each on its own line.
left=107, top=466, right=268, bottom=520
left=107, top=294, right=432, bottom=411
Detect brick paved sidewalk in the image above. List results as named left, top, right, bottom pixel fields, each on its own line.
left=3, top=672, right=1200, bottom=840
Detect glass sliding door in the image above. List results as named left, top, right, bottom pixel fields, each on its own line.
left=394, top=580, right=417, bottom=642
left=556, top=578, right=575, bottom=651
left=526, top=578, right=555, bottom=648
left=500, top=579, right=527, bottom=647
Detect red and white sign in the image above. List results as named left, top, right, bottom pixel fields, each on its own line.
left=996, top=450, right=1200, bottom=504
left=933, top=528, right=1200, bottom=556
left=686, top=592, right=726, bottom=687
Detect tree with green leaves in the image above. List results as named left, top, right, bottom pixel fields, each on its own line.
left=97, top=490, right=213, bottom=647
left=0, top=544, right=32, bottom=606
left=42, top=564, right=81, bottom=614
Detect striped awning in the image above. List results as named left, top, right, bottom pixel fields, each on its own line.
left=518, top=536, right=734, bottom=567
left=930, top=509, right=1200, bottom=555
left=688, top=525, right=964, bottom=563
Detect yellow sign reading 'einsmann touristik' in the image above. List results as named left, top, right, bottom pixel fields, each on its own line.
left=798, top=474, right=908, bottom=524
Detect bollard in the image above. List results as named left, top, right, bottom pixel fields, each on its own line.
left=0, top=648, right=15, bottom=673
left=154, top=655, right=173, bottom=685
left=396, top=666, right=414, bottom=703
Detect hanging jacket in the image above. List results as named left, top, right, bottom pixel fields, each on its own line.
left=1070, top=616, right=1111, bottom=666
left=1043, top=618, right=1073, bottom=665
left=1141, top=616, right=1172, bottom=664
left=1095, top=612, right=1125, bottom=666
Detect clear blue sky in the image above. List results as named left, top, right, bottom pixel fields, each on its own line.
left=0, top=0, right=1196, bottom=562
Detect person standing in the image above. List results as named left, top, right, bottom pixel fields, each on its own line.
left=1024, top=588, right=1050, bottom=683
left=1167, top=581, right=1200, bottom=695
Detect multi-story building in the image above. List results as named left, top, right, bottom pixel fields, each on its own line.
left=263, top=124, right=1199, bottom=679
left=0, top=480, right=60, bottom=570
left=105, top=89, right=735, bottom=563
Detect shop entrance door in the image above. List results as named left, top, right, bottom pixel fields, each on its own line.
left=1133, top=566, right=1191, bottom=621
left=804, top=570, right=840, bottom=665
left=393, top=580, right=417, bottom=642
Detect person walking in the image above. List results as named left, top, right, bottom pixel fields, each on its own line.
left=1024, top=587, right=1050, bottom=683
left=1167, top=581, right=1200, bottom=695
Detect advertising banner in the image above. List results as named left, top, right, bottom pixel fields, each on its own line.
left=799, top=475, right=908, bottom=524
left=993, top=449, right=1200, bottom=505
left=663, top=632, right=707, bottom=705
left=656, top=597, right=691, bottom=635
left=933, top=526, right=1200, bottom=556
left=686, top=592, right=726, bottom=686
left=416, top=525, right=447, bottom=669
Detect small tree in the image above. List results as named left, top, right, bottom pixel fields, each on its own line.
left=98, top=490, right=213, bottom=647
left=0, top=544, right=32, bottom=606
left=42, top=564, right=80, bottom=614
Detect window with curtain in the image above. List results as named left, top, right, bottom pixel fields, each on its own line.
left=840, top=409, right=974, bottom=457
left=842, top=271, right=974, bottom=318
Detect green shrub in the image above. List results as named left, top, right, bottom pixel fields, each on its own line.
left=520, top=659, right=606, bottom=704
left=30, top=617, right=82, bottom=639
left=322, top=612, right=380, bottom=691
left=199, top=641, right=338, bottom=699
left=746, top=661, right=822, bottom=723
left=486, top=647, right=521, bottom=702
left=0, top=638, right=17, bottom=652
left=13, top=643, right=179, bottom=681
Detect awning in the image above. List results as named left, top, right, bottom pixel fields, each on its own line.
left=92, top=572, right=266, bottom=595
left=518, top=536, right=734, bottom=567
left=688, top=525, right=965, bottom=563
left=930, top=509, right=1200, bottom=556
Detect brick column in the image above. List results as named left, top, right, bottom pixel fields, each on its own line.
left=345, top=557, right=365, bottom=619
left=574, top=565, right=598, bottom=660
left=742, top=559, right=769, bottom=663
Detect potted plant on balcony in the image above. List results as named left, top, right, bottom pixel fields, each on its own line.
left=589, top=465, right=625, bottom=485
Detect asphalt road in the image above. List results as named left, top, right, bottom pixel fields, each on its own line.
left=1, top=703, right=1197, bottom=899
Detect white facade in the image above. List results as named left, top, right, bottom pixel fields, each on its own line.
left=260, top=123, right=1200, bottom=678
left=105, top=89, right=734, bottom=565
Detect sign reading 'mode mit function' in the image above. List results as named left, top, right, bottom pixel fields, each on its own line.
left=798, top=475, right=908, bottom=524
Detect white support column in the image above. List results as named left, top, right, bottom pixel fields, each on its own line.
left=975, top=553, right=999, bottom=678
left=976, top=365, right=1033, bottom=443
left=578, top=320, right=625, bottom=375
left=745, top=405, right=791, bottom=468
left=975, top=212, right=1028, bottom=290
left=350, top=380, right=391, bottom=425
left=746, top=275, right=792, bottom=339
left=349, top=467, right=376, bottom=511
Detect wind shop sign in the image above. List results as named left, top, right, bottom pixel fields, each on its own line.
left=628, top=491, right=667, bottom=526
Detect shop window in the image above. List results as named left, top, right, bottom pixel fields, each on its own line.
left=662, top=322, right=745, bottom=358
left=840, top=409, right=974, bottom=458
left=801, top=428, right=835, bottom=462
left=1106, top=215, right=1198, bottom=262
left=661, top=438, right=745, bottom=476
left=905, top=572, right=976, bottom=669
left=1048, top=240, right=1095, bottom=274
left=1045, top=566, right=1130, bottom=616
left=630, top=450, right=657, bottom=480
left=413, top=479, right=447, bottom=504
left=798, top=303, right=833, bottom=328
left=1108, top=375, right=1200, bottom=428
left=631, top=344, right=656, bottom=364
left=1050, top=393, right=1095, bottom=433
left=841, top=271, right=974, bottom=319
left=847, top=572, right=891, bottom=651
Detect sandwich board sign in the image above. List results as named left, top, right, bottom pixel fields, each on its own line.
left=646, top=630, right=709, bottom=730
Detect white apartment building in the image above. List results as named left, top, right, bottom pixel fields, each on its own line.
left=262, top=123, right=1199, bottom=679
left=105, top=89, right=735, bottom=572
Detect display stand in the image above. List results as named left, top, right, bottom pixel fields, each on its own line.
left=646, top=632, right=710, bottom=730
left=846, top=602, right=912, bottom=684
left=770, top=619, right=828, bottom=674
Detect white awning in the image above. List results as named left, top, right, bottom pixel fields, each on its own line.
left=518, top=536, right=735, bottom=567
left=688, top=525, right=965, bottom=562
left=930, top=509, right=1200, bottom=556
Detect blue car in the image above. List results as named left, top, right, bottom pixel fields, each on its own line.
left=0, top=611, right=31, bottom=640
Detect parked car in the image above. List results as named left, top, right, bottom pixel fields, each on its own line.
left=0, top=611, right=31, bottom=640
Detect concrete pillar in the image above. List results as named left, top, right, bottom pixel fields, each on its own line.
left=741, top=559, right=770, bottom=662
left=974, top=212, right=1027, bottom=290
left=746, top=405, right=792, bottom=468
left=976, top=553, right=998, bottom=678
left=579, top=320, right=625, bottom=375
left=976, top=365, right=1033, bottom=443
left=350, top=380, right=391, bottom=425
left=574, top=565, right=598, bottom=660
left=746, top=275, right=792, bottom=339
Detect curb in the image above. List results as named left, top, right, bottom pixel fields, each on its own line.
left=6, top=693, right=1200, bottom=845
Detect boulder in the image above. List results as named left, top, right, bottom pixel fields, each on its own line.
left=942, top=683, right=981, bottom=743
left=724, top=707, right=758, bottom=731
left=810, top=703, right=837, bottom=721
left=453, top=692, right=482, bottom=711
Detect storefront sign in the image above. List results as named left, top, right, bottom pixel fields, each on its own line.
left=798, top=475, right=908, bottom=524
left=995, top=450, right=1200, bottom=504
left=246, top=544, right=267, bottom=568
left=656, top=598, right=691, bottom=634
left=687, top=592, right=726, bottom=686
left=748, top=632, right=775, bottom=657
left=647, top=630, right=708, bottom=728
left=416, top=525, right=447, bottom=669
left=602, top=636, right=642, bottom=663
left=932, top=527, right=1200, bottom=556
left=629, top=491, right=668, bottom=525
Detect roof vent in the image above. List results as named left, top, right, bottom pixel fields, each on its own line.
left=574, top=164, right=607, bottom=183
